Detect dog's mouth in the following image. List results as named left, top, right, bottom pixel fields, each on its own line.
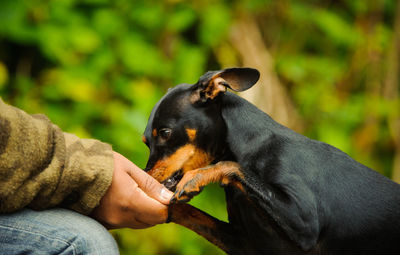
left=161, top=169, right=183, bottom=192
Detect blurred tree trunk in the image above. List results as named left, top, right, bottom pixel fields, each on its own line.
left=353, top=1, right=384, bottom=163
left=387, top=0, right=400, bottom=182
left=230, top=16, right=304, bottom=132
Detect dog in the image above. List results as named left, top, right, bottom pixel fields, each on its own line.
left=143, top=67, right=400, bottom=254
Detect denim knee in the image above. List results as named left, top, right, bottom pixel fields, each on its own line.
left=0, top=208, right=119, bottom=255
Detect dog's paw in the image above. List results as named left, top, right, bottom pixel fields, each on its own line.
left=170, top=170, right=205, bottom=203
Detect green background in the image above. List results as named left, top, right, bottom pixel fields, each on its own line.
left=1, top=0, right=399, bottom=254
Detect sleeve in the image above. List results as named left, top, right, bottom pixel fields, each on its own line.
left=0, top=98, right=114, bottom=215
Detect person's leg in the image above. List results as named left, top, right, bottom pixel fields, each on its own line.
left=0, top=208, right=119, bottom=255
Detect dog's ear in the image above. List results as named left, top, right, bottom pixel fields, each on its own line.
left=195, top=67, right=260, bottom=102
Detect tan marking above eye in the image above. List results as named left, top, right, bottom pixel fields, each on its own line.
left=152, top=128, right=157, bottom=137
left=186, top=128, right=197, bottom=142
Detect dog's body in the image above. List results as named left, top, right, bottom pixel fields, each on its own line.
left=143, top=68, right=400, bottom=254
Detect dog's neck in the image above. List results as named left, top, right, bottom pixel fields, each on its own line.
left=220, top=92, right=295, bottom=161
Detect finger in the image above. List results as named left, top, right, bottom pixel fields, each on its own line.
left=128, top=185, right=169, bottom=227
left=113, top=152, right=173, bottom=204
left=127, top=163, right=173, bottom=205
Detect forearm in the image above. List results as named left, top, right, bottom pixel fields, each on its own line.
left=0, top=98, right=113, bottom=214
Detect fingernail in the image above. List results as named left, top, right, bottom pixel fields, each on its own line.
left=161, top=188, right=173, bottom=201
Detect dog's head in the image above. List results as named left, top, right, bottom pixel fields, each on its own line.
left=143, top=67, right=260, bottom=191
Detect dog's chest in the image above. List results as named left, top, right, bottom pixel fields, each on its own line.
left=225, top=188, right=274, bottom=247
left=224, top=187, right=305, bottom=254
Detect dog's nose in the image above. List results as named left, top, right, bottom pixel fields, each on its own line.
left=144, top=159, right=158, bottom=173
left=144, top=158, right=156, bottom=172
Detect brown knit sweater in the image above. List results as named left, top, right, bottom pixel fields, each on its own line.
left=0, top=98, right=114, bottom=215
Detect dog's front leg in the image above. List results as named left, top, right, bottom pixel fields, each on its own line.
left=171, top=161, right=245, bottom=203
left=168, top=203, right=240, bottom=254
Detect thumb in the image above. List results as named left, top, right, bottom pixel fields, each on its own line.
left=127, top=163, right=173, bottom=204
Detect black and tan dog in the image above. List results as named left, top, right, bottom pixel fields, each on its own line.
left=143, top=67, right=400, bottom=254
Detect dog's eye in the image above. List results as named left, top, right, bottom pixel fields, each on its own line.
left=159, top=128, right=172, bottom=140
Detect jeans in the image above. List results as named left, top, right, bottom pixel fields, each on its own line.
left=0, top=208, right=119, bottom=255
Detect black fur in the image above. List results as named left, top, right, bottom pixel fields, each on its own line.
left=144, top=68, right=400, bottom=255
left=221, top=91, right=400, bottom=254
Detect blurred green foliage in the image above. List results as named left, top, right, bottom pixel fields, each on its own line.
left=0, top=0, right=399, bottom=254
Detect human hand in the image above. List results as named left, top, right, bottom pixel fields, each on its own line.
left=91, top=152, right=173, bottom=229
